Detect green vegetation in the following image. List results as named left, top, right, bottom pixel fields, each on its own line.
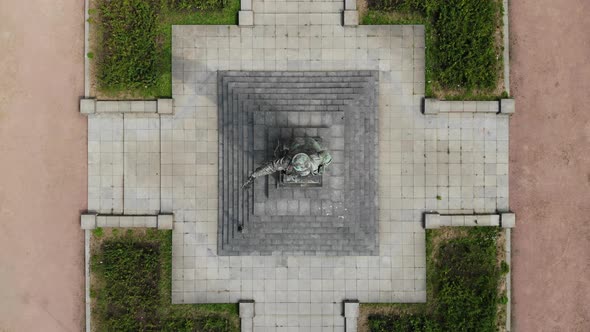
left=362, top=0, right=504, bottom=98
left=91, top=229, right=239, bottom=332
left=367, top=228, right=507, bottom=332
left=92, top=0, right=239, bottom=98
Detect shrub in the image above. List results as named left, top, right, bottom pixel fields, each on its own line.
left=369, top=314, right=440, bottom=332
left=93, top=240, right=161, bottom=330
left=169, top=0, right=225, bottom=11
left=91, top=230, right=238, bottom=331
left=427, top=0, right=501, bottom=90
left=365, top=0, right=502, bottom=93
left=96, top=0, right=160, bottom=91
left=433, top=228, right=501, bottom=332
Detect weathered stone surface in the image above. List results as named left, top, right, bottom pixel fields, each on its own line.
left=80, top=98, right=95, bottom=114
left=157, top=98, right=174, bottom=114
left=501, top=98, right=515, bottom=114
left=217, top=71, right=378, bottom=256
left=239, top=11, right=254, bottom=26
left=424, top=213, right=440, bottom=229
left=81, top=213, right=96, bottom=229
left=343, top=10, right=359, bottom=26
left=158, top=214, right=174, bottom=229
left=501, top=212, right=516, bottom=228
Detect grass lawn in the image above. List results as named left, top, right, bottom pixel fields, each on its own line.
left=361, top=0, right=505, bottom=100
left=90, top=228, right=240, bottom=332
left=360, top=227, right=508, bottom=332
left=89, top=0, right=239, bottom=99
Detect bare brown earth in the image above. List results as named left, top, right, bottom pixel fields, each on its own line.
left=0, top=0, right=86, bottom=331
left=510, top=0, right=590, bottom=331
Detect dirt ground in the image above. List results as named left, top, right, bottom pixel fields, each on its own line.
left=0, top=0, right=86, bottom=331
left=509, top=0, right=590, bottom=331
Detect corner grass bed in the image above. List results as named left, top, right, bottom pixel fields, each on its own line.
left=361, top=0, right=505, bottom=99
left=90, top=228, right=240, bottom=332
left=361, top=227, right=509, bottom=332
left=88, top=0, right=239, bottom=99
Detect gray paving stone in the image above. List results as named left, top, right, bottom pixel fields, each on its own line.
left=501, top=212, right=516, bottom=228
left=158, top=214, right=174, bottom=229
left=80, top=98, right=95, bottom=114
left=81, top=213, right=96, bottom=229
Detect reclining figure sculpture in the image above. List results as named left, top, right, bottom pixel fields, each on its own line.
left=242, top=137, right=332, bottom=189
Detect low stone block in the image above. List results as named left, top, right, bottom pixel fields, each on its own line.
left=239, top=300, right=255, bottom=318
left=145, top=216, right=158, bottom=228
left=239, top=11, right=254, bottom=26
left=157, top=98, right=173, bottom=114
left=451, top=215, right=465, bottom=226
left=96, top=216, right=107, bottom=227
left=450, top=101, right=464, bottom=112
left=344, top=300, right=359, bottom=318
left=120, top=216, right=134, bottom=227
left=96, top=101, right=118, bottom=113
left=81, top=213, right=96, bottom=230
left=476, top=214, right=500, bottom=226
left=80, top=98, right=96, bottom=115
left=130, top=101, right=145, bottom=112
left=105, top=216, right=120, bottom=227
left=501, top=98, right=515, bottom=114
left=501, top=213, right=516, bottom=228
left=424, top=213, right=440, bottom=229
left=423, top=98, right=439, bottom=114
left=158, top=214, right=174, bottom=230
left=439, top=101, right=451, bottom=113
left=345, top=0, right=357, bottom=10
left=343, top=10, right=359, bottom=26
left=144, top=101, right=158, bottom=113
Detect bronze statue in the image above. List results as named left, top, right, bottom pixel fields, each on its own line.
left=242, top=137, right=332, bottom=189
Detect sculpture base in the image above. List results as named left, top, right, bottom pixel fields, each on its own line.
left=277, top=173, right=323, bottom=188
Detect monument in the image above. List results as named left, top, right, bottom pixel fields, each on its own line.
left=218, top=71, right=379, bottom=256
left=242, top=137, right=333, bottom=189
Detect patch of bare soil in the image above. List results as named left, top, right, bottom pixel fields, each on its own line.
left=0, top=1, right=86, bottom=331
left=509, top=0, right=590, bottom=330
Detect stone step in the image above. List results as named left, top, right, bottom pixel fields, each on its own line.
left=218, top=71, right=379, bottom=255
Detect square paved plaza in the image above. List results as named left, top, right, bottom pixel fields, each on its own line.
left=84, top=3, right=510, bottom=330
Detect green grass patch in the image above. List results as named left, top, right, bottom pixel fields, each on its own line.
left=92, top=0, right=239, bottom=98
left=91, top=228, right=239, bottom=331
left=362, top=0, right=504, bottom=99
left=365, top=227, right=507, bottom=332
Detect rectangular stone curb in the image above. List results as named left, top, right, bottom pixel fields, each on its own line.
left=424, top=213, right=440, bottom=229
left=239, top=11, right=254, bottom=26
left=93, top=100, right=158, bottom=114
left=94, top=215, right=159, bottom=228
left=239, top=300, right=255, bottom=332
left=425, top=213, right=502, bottom=228
left=424, top=99, right=501, bottom=114
left=157, top=214, right=174, bottom=229
left=157, top=98, right=173, bottom=114
left=343, top=300, right=359, bottom=332
left=501, top=212, right=516, bottom=228
left=501, top=98, right=515, bottom=114
left=80, top=98, right=96, bottom=115
left=423, top=98, right=439, bottom=114
left=343, top=11, right=359, bottom=26
left=81, top=213, right=97, bottom=229
left=345, top=0, right=357, bottom=10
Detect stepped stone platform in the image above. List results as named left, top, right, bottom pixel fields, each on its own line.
left=218, top=71, right=379, bottom=256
